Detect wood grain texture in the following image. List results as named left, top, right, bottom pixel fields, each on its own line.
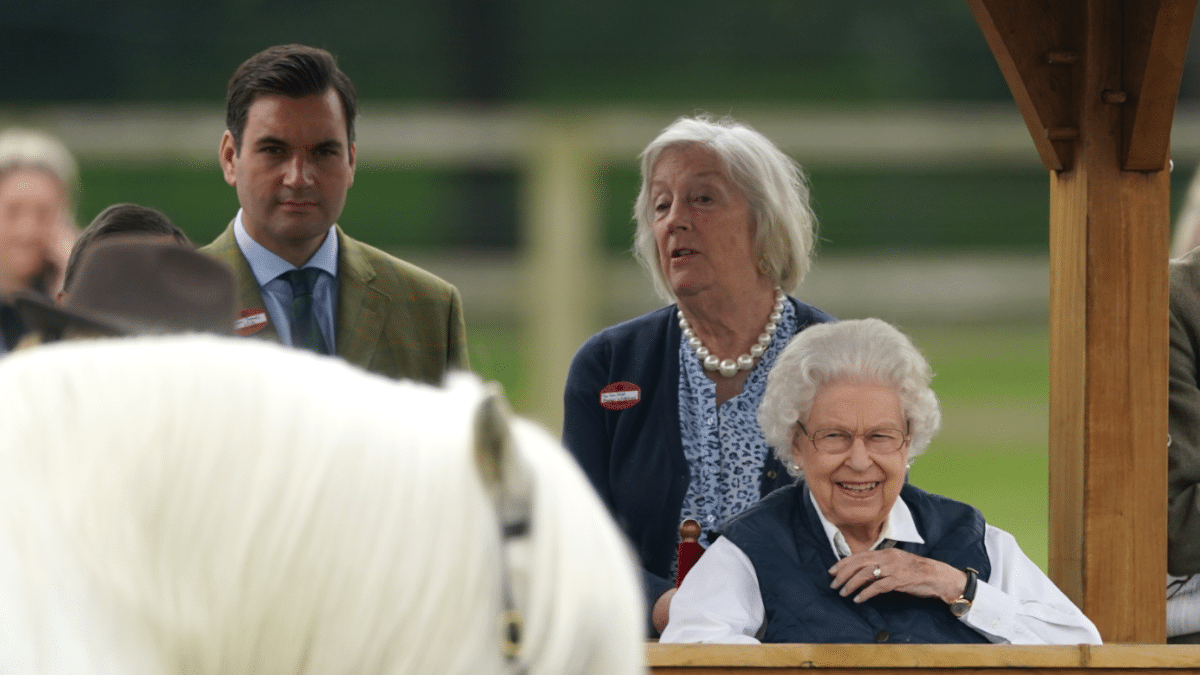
left=1048, top=166, right=1086, bottom=607
left=1121, top=0, right=1196, bottom=170
left=1077, top=1, right=1167, bottom=643
left=1076, top=2, right=1133, bottom=642
left=967, top=0, right=1080, bottom=171
left=646, top=643, right=1200, bottom=672
left=1102, top=165, right=1170, bottom=642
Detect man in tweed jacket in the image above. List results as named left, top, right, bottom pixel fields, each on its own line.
left=202, top=44, right=467, bottom=384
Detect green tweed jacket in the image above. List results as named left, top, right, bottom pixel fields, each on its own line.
left=202, top=223, right=468, bottom=384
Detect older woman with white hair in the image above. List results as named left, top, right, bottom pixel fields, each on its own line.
left=563, top=114, right=834, bottom=634
left=661, top=318, right=1101, bottom=644
left=0, top=127, right=79, bottom=353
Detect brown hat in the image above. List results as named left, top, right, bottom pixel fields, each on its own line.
left=15, top=237, right=237, bottom=338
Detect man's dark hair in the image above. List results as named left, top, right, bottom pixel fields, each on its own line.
left=63, top=203, right=191, bottom=292
left=225, top=44, right=358, bottom=152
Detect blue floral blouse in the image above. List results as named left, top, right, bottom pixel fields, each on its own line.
left=676, top=299, right=799, bottom=558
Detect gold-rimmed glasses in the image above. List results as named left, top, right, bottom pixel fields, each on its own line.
left=797, top=422, right=909, bottom=455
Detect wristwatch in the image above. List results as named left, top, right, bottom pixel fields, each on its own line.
left=949, top=567, right=979, bottom=617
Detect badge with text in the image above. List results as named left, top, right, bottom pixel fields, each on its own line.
left=235, top=308, right=269, bottom=336
left=599, top=381, right=641, bottom=411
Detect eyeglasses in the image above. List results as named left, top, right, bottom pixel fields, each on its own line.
left=797, top=422, right=909, bottom=455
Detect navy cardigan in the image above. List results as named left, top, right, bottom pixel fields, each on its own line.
left=561, top=298, right=834, bottom=628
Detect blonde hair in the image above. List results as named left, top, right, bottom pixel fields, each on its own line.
left=0, top=336, right=644, bottom=675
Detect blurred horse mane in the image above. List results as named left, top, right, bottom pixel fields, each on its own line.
left=0, top=336, right=644, bottom=675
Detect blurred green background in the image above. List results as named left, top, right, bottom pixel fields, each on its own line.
left=9, top=0, right=1200, bottom=571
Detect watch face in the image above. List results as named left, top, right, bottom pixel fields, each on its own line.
left=950, top=599, right=971, bottom=618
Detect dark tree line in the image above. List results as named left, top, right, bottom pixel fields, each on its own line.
left=3, top=1, right=1023, bottom=104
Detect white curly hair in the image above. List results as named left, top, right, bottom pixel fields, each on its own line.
left=758, top=318, right=942, bottom=478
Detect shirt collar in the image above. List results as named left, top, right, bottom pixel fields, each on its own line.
left=232, top=209, right=339, bottom=284
left=806, top=487, right=925, bottom=559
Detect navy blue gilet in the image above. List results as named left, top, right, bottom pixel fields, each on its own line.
left=720, top=482, right=991, bottom=644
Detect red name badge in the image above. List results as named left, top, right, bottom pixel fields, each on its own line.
left=599, top=381, right=641, bottom=411
left=235, top=309, right=269, bottom=336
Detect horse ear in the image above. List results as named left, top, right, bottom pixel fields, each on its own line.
left=471, top=378, right=534, bottom=533
left=472, top=380, right=518, bottom=498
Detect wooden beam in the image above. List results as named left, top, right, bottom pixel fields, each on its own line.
left=1050, top=163, right=1171, bottom=643
left=1120, top=0, right=1196, bottom=170
left=647, top=643, right=1200, bottom=673
left=972, top=0, right=1190, bottom=643
left=1044, top=1, right=1169, bottom=643
left=968, top=0, right=1081, bottom=171
left=1047, top=155, right=1087, bottom=620
left=971, top=0, right=1195, bottom=173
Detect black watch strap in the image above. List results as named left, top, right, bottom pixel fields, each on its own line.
left=962, top=567, right=979, bottom=602
left=949, top=567, right=979, bottom=617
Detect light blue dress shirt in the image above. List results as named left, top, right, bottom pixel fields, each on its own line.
left=232, top=210, right=338, bottom=352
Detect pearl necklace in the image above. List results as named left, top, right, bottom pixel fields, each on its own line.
left=678, top=289, right=786, bottom=378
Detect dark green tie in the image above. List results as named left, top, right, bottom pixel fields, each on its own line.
left=280, top=268, right=329, bottom=355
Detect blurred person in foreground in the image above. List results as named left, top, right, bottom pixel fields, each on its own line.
left=58, top=203, right=191, bottom=302
left=1166, top=246, right=1200, bottom=642
left=562, top=114, right=835, bottom=634
left=202, top=43, right=467, bottom=381
left=15, top=237, right=236, bottom=344
left=0, top=128, right=79, bottom=353
left=662, top=319, right=1101, bottom=644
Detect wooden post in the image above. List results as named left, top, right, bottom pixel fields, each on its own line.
left=970, top=0, right=1194, bottom=643
left=1048, top=2, right=1170, bottom=644
left=519, top=121, right=600, bottom=433
left=1047, top=112, right=1171, bottom=643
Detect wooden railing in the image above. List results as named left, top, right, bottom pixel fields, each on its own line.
left=647, top=644, right=1200, bottom=674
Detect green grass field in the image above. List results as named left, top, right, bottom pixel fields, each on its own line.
left=904, top=324, right=1049, bottom=569
left=467, top=320, right=1053, bottom=570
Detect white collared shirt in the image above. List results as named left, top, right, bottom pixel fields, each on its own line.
left=661, top=494, right=1102, bottom=645
left=232, top=210, right=338, bottom=351
left=809, top=490, right=924, bottom=558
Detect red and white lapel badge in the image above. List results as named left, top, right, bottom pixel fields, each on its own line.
left=235, top=308, right=269, bottom=336
left=599, top=381, right=641, bottom=411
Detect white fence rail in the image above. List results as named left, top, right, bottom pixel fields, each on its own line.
left=0, top=104, right=1164, bottom=427
left=8, top=102, right=1200, bottom=167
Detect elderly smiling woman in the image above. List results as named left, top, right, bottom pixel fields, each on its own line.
left=661, top=319, right=1102, bottom=644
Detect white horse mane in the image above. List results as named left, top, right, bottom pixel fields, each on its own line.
left=0, top=336, right=645, bottom=675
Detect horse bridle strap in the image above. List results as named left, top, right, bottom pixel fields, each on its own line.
left=498, top=515, right=530, bottom=674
